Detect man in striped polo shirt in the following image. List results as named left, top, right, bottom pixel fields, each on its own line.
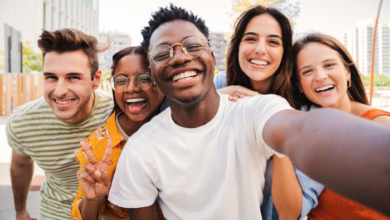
left=6, top=29, right=113, bottom=220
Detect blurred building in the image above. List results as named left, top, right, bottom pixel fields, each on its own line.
left=0, top=0, right=99, bottom=53
left=3, top=24, right=22, bottom=73
left=98, top=31, right=132, bottom=71
left=209, top=31, right=228, bottom=71
left=342, top=19, right=390, bottom=76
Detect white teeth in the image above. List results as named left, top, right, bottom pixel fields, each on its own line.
left=55, top=100, right=73, bottom=105
left=173, top=71, right=197, bottom=82
left=315, top=85, right=335, bottom=93
left=126, top=98, right=146, bottom=103
left=250, top=60, right=269, bottom=66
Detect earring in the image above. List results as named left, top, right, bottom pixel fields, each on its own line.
left=347, top=79, right=351, bottom=88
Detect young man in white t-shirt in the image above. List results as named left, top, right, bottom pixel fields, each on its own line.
left=107, top=5, right=390, bottom=219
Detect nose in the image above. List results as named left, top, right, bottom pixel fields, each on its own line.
left=255, top=39, right=267, bottom=55
left=169, top=44, right=192, bottom=66
left=314, top=69, right=328, bottom=82
left=54, top=79, right=69, bottom=98
left=124, top=77, right=141, bottom=93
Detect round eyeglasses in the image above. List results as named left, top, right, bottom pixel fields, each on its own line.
left=109, top=72, right=154, bottom=92
left=148, top=36, right=206, bottom=66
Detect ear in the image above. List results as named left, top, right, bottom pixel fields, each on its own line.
left=346, top=67, right=351, bottom=80
left=211, top=51, right=216, bottom=66
left=92, top=70, right=102, bottom=90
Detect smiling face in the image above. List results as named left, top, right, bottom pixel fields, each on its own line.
left=297, top=42, right=351, bottom=108
left=238, top=14, right=284, bottom=92
left=43, top=50, right=100, bottom=123
left=113, top=53, right=164, bottom=122
left=148, top=20, right=216, bottom=105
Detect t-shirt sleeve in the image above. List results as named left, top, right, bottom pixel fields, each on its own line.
left=108, top=142, right=158, bottom=208
left=251, top=95, right=292, bottom=157
left=213, top=71, right=227, bottom=89
left=5, top=115, right=26, bottom=156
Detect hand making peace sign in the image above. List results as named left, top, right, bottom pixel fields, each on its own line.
left=78, top=137, right=113, bottom=201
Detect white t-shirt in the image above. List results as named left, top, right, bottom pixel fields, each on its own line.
left=108, top=94, right=292, bottom=220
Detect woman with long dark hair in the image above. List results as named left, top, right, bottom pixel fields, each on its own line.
left=214, top=5, right=320, bottom=220
left=291, top=33, right=390, bottom=220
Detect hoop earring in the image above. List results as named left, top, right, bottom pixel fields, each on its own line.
left=347, top=79, right=351, bottom=88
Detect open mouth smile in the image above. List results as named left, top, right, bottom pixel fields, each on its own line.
left=250, top=59, right=269, bottom=66
left=126, top=98, right=147, bottom=110
left=53, top=99, right=76, bottom=108
left=172, top=70, right=199, bottom=83
left=315, top=85, right=335, bottom=93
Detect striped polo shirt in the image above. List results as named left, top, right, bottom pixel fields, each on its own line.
left=6, top=89, right=113, bottom=220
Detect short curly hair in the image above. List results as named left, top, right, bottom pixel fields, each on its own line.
left=141, top=3, right=209, bottom=54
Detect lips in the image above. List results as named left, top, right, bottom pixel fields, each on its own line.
left=172, top=70, right=198, bottom=82
left=315, top=85, right=335, bottom=93
left=250, top=59, right=269, bottom=66
left=53, top=98, right=76, bottom=108
left=125, top=97, right=148, bottom=114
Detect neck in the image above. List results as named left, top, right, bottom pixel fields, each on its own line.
left=119, top=107, right=160, bottom=137
left=251, top=77, right=273, bottom=94
left=168, top=87, right=220, bottom=128
left=330, top=94, right=353, bottom=114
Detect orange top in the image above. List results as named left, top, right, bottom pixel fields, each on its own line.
left=71, top=112, right=165, bottom=220
left=308, top=108, right=390, bottom=220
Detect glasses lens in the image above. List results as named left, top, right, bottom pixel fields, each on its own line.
left=134, top=72, right=153, bottom=90
left=183, top=37, right=205, bottom=58
left=112, top=75, right=127, bottom=92
left=152, top=45, right=171, bottom=66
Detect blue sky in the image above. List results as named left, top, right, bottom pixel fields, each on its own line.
left=99, top=0, right=390, bottom=45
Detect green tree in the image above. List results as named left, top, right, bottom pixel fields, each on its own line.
left=361, top=74, right=390, bottom=87
left=229, top=0, right=300, bottom=27
left=101, top=70, right=111, bottom=82
left=22, top=41, right=43, bottom=73
left=0, top=50, right=4, bottom=71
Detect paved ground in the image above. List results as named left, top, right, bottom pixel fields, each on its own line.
left=0, top=116, right=43, bottom=219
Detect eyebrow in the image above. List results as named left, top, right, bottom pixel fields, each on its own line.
left=155, top=35, right=195, bottom=47
left=43, top=72, right=84, bottom=76
left=242, top=32, right=282, bottom=40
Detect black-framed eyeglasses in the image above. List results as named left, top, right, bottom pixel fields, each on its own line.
left=148, top=36, right=206, bottom=66
left=109, top=72, right=154, bottom=92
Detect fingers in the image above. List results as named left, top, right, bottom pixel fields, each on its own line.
left=79, top=169, right=97, bottom=184
left=101, top=137, right=113, bottom=164
left=229, top=91, right=245, bottom=102
left=83, top=162, right=97, bottom=178
left=80, top=141, right=97, bottom=164
left=95, top=170, right=111, bottom=188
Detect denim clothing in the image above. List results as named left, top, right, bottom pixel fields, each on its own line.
left=213, top=71, right=325, bottom=220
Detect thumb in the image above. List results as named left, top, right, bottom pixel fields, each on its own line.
left=94, top=170, right=102, bottom=179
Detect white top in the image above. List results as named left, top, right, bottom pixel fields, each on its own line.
left=108, top=94, right=292, bottom=220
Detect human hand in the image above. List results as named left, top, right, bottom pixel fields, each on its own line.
left=217, top=85, right=260, bottom=102
left=78, top=138, right=113, bottom=201
left=16, top=210, right=31, bottom=220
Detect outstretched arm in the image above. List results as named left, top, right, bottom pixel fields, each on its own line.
left=10, top=151, right=34, bottom=220
left=263, top=108, right=390, bottom=216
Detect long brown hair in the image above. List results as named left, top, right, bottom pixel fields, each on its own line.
left=291, top=33, right=369, bottom=109
left=38, top=28, right=110, bottom=79
left=110, top=46, right=146, bottom=114
left=226, top=5, right=295, bottom=107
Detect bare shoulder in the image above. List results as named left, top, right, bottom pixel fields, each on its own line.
left=350, top=101, right=372, bottom=116
left=373, top=114, right=390, bottom=126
